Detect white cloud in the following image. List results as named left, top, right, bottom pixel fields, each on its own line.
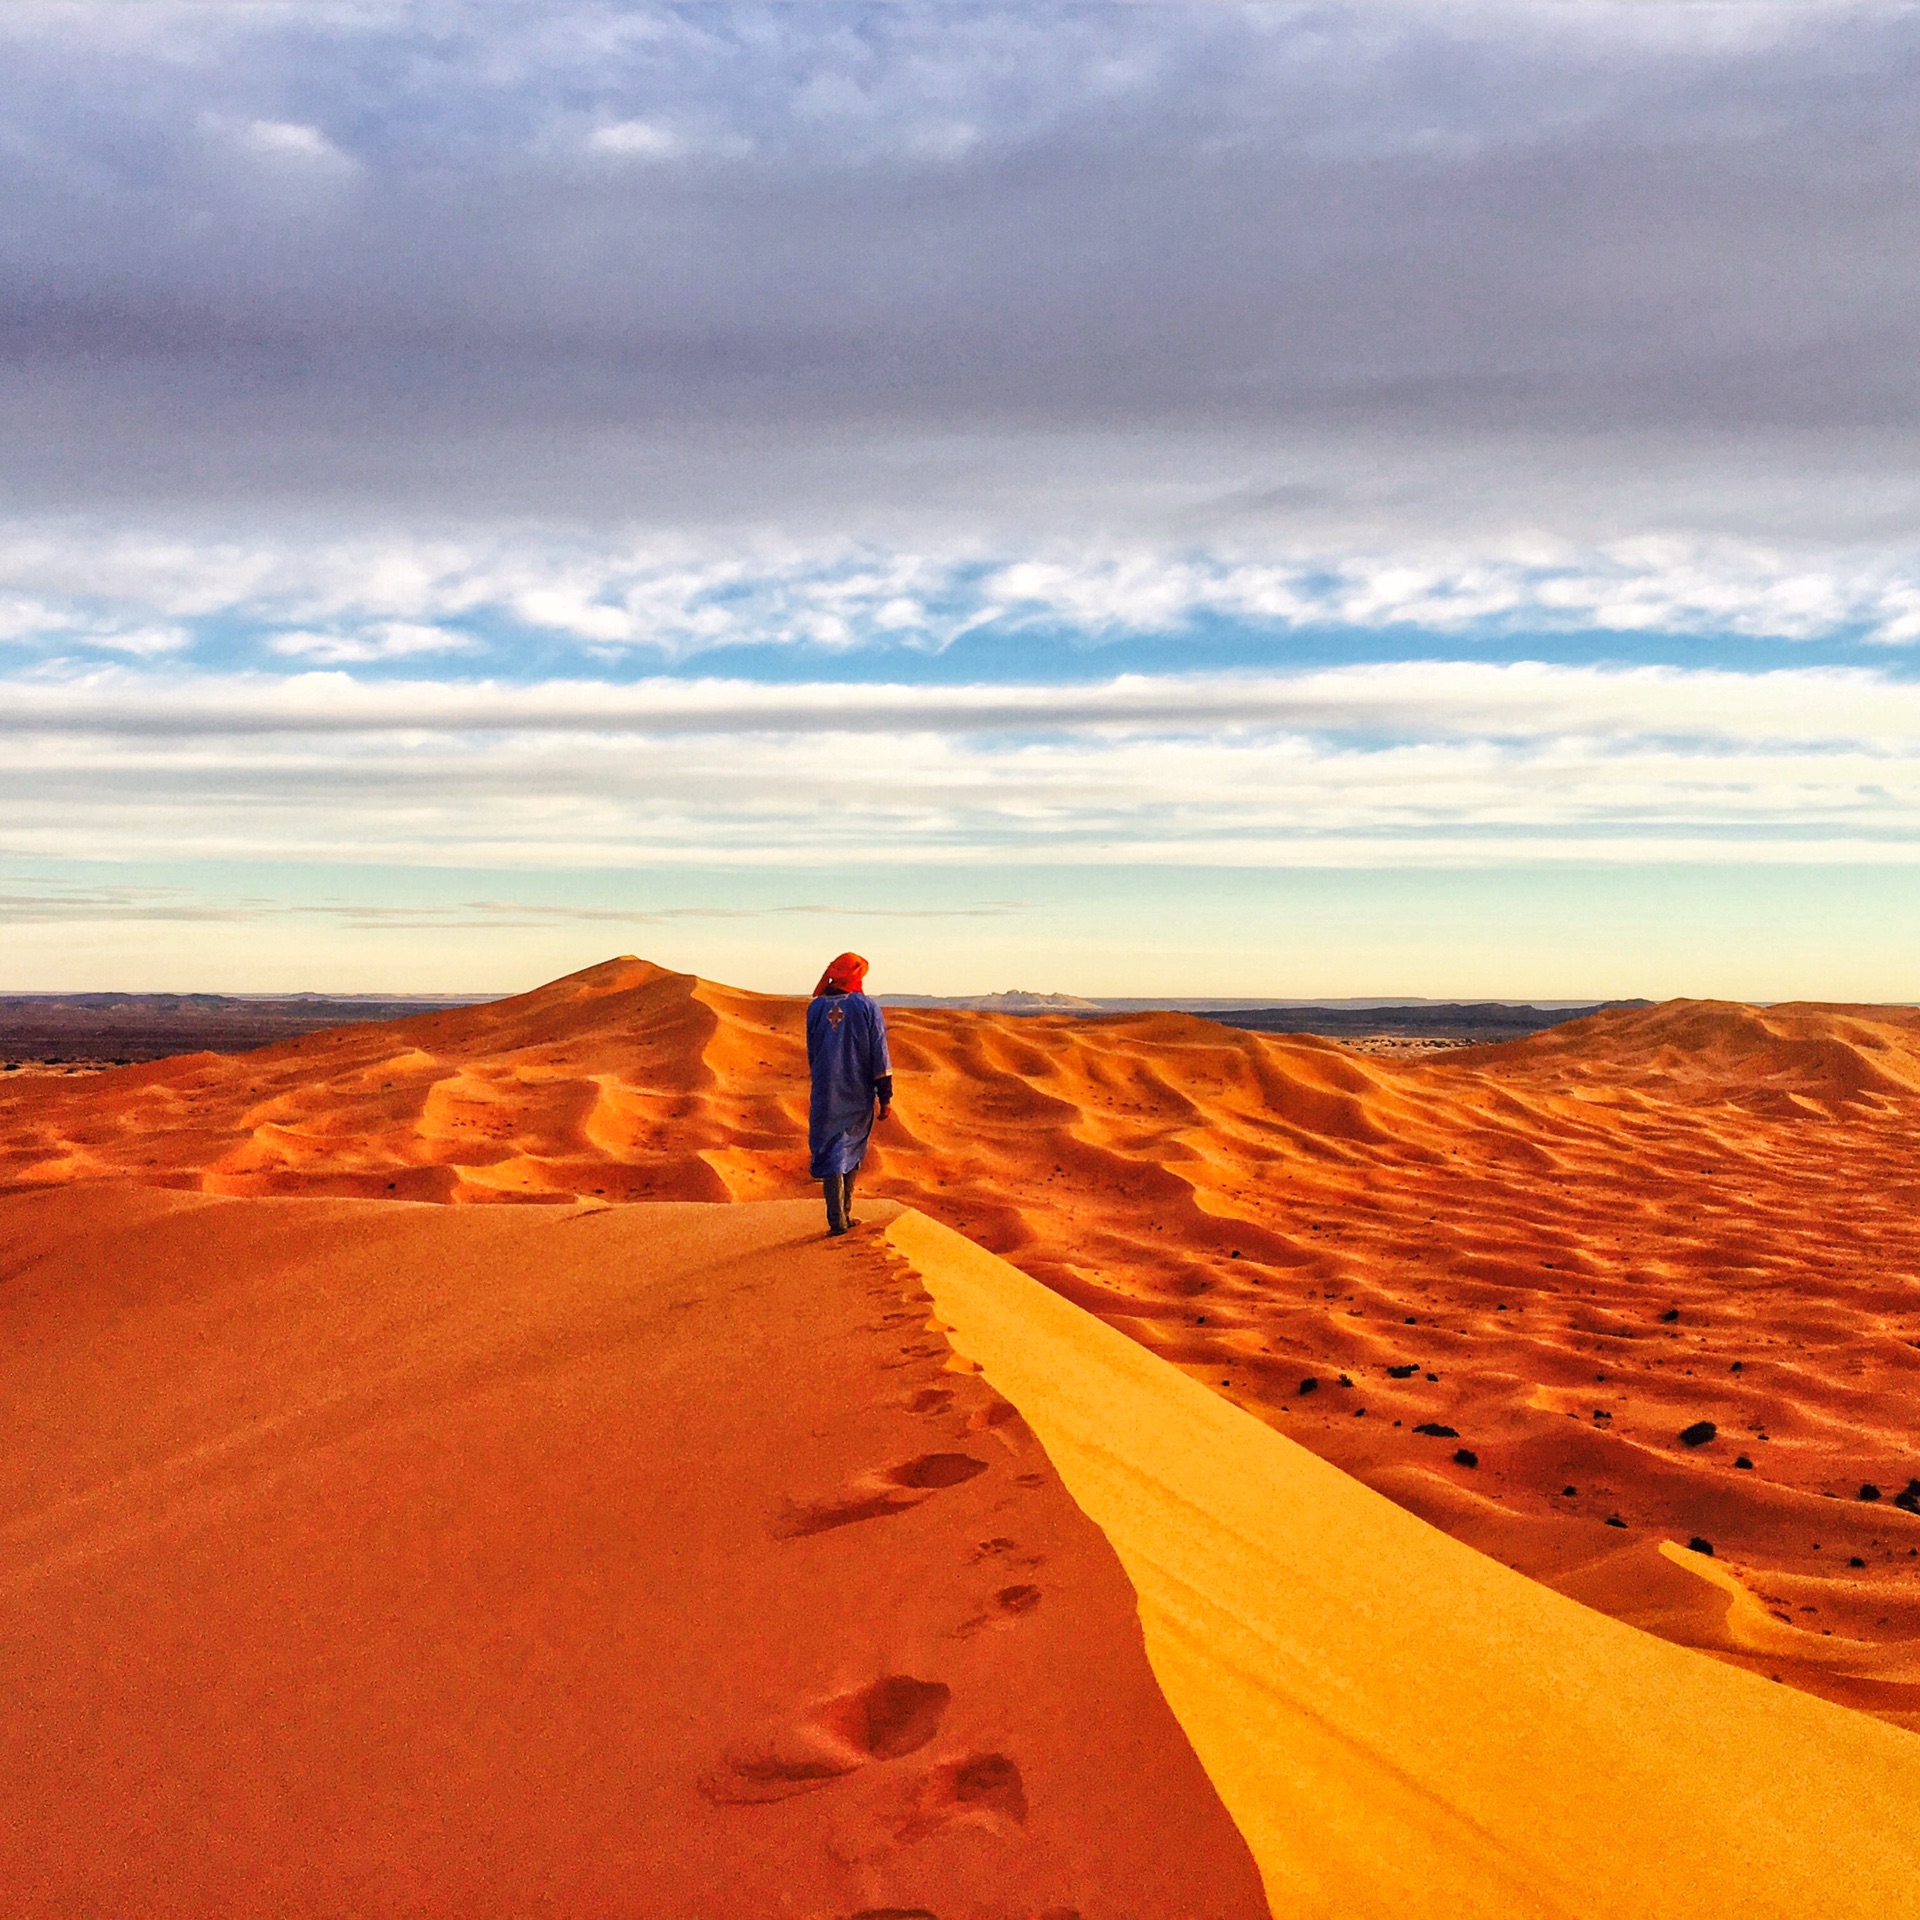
left=10, top=520, right=1920, bottom=661
left=3, top=661, right=1916, bottom=871
left=0, top=597, right=72, bottom=644
left=8, top=659, right=1920, bottom=746
left=267, top=623, right=478, bottom=664
left=240, top=119, right=345, bottom=162
left=588, top=119, right=681, bottom=160
left=81, top=625, right=192, bottom=657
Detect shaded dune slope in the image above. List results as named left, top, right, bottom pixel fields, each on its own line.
left=0, top=1185, right=1267, bottom=1920
left=4, top=959, right=1919, bottom=1722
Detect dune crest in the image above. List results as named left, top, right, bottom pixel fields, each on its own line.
left=4, top=957, right=1918, bottom=1722
left=888, top=1208, right=1920, bottom=1919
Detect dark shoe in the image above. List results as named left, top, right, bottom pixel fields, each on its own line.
left=823, top=1173, right=848, bottom=1235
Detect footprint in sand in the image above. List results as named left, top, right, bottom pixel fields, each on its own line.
left=701, top=1676, right=951, bottom=1804
left=953, top=1582, right=1044, bottom=1639
left=877, top=1341, right=950, bottom=1371
left=965, top=1397, right=1034, bottom=1443
left=774, top=1453, right=990, bottom=1538
left=892, top=1752, right=1028, bottom=1842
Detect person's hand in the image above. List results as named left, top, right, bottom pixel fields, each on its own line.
left=878, top=1104, right=891, bottom=1122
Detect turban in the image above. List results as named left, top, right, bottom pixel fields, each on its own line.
left=812, top=952, right=869, bottom=997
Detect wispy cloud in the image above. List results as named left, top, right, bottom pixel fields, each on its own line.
left=2, top=662, right=1916, bottom=870
left=0, top=884, right=1028, bottom=929
left=7, top=660, right=1920, bottom=744
left=0, top=882, right=262, bottom=923
left=267, top=623, right=478, bottom=664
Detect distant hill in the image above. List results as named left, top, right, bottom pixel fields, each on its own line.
left=880, top=991, right=1651, bottom=1042
left=883, top=989, right=1105, bottom=1014
left=0, top=992, right=493, bottom=1063
left=1210, top=1000, right=1654, bottom=1044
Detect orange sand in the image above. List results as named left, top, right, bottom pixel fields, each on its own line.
left=0, top=1183, right=1266, bottom=1918
left=4, top=958, right=1918, bottom=1722
left=7, top=1179, right=1914, bottom=1917
left=892, top=1208, right=1920, bottom=1918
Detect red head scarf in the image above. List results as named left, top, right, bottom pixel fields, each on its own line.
left=812, top=951, right=869, bottom=997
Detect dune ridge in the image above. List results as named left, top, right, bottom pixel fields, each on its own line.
left=888, top=1208, right=1920, bottom=1919
left=4, top=957, right=1918, bottom=1721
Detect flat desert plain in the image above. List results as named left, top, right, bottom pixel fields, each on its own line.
left=4, top=957, right=1919, bottom=1914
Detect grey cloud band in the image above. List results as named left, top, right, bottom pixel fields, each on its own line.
left=2, top=2, right=1918, bottom=539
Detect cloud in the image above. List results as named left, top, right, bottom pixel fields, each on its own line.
left=228, top=117, right=354, bottom=167
left=0, top=882, right=260, bottom=923
left=6, top=3, right=1920, bottom=905
left=8, top=520, right=1920, bottom=661
left=2, top=661, right=1915, bottom=870
left=0, top=0, right=1917, bottom=558
left=0, top=884, right=1026, bottom=928
left=6, top=659, right=1920, bottom=745
left=267, top=622, right=478, bottom=664
left=588, top=118, right=681, bottom=160
left=0, top=596, right=72, bottom=643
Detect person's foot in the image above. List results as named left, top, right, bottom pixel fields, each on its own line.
left=827, top=1222, right=849, bottom=1237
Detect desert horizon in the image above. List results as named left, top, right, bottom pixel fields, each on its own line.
left=5, top=954, right=1918, bottom=1913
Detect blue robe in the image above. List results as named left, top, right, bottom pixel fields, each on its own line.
left=807, top=991, right=891, bottom=1178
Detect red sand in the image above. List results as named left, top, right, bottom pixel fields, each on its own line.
left=4, top=957, right=1918, bottom=1723
left=0, top=1183, right=1266, bottom=1918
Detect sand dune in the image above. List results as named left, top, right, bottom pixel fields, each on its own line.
left=4, top=957, right=1918, bottom=1722
left=0, top=1184, right=1266, bottom=1918
left=892, top=1209, right=1920, bottom=1918
left=5, top=1182, right=1914, bottom=1916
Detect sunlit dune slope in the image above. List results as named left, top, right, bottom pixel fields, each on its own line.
left=4, top=958, right=1919, bottom=1723
left=0, top=1184, right=1267, bottom=1919
left=890, top=1209, right=1920, bottom=1920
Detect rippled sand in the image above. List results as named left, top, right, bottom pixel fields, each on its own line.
left=4, top=956, right=1918, bottom=1724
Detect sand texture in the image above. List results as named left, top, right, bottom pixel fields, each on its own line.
left=4, top=956, right=1918, bottom=1721
left=5, top=1179, right=1915, bottom=1918
left=889, top=1209, right=1920, bottom=1919
left=0, top=1184, right=1267, bottom=1919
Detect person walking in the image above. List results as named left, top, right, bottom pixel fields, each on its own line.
left=806, top=951, right=892, bottom=1236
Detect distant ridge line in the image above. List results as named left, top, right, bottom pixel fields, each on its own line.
left=879, top=992, right=1656, bottom=1041
left=880, top=993, right=1640, bottom=1013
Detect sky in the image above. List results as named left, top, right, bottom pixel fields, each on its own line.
left=4, top=0, right=1919, bottom=998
